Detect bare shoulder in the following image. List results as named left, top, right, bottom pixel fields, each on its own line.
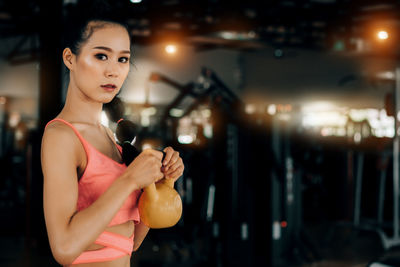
left=41, top=121, right=82, bottom=168
left=43, top=120, right=76, bottom=140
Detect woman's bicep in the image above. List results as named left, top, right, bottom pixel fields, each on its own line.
left=41, top=127, right=80, bottom=247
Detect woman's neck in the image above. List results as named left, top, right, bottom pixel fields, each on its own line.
left=60, top=83, right=103, bottom=126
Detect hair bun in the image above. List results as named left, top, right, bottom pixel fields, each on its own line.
left=103, top=96, right=125, bottom=123
left=116, top=119, right=138, bottom=144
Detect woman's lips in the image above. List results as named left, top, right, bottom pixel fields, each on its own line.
left=101, top=84, right=117, bottom=92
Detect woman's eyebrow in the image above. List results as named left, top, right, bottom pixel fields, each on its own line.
left=93, top=46, right=130, bottom=54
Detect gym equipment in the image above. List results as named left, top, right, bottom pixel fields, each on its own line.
left=115, top=119, right=183, bottom=229
left=378, top=67, right=400, bottom=249
left=350, top=67, right=400, bottom=250
left=138, top=178, right=183, bottom=228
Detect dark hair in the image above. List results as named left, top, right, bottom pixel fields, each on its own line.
left=103, top=96, right=125, bottom=123
left=62, top=0, right=131, bottom=56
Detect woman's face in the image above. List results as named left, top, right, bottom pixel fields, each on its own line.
left=70, top=24, right=131, bottom=103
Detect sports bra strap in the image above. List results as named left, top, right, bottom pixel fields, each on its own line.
left=45, top=118, right=90, bottom=155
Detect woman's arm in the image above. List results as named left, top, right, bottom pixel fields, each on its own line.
left=41, top=123, right=163, bottom=265
left=133, top=221, right=150, bottom=251
left=42, top=124, right=138, bottom=265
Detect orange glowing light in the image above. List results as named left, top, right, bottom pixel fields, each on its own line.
left=165, top=44, right=177, bottom=54
left=377, top=30, right=389, bottom=40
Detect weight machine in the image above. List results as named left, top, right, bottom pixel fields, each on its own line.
left=143, top=67, right=312, bottom=266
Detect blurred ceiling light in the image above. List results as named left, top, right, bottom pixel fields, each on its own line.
left=303, top=111, right=347, bottom=127
left=201, top=109, right=211, bottom=118
left=130, top=0, right=142, bottom=3
left=220, top=31, right=235, bottom=40
left=217, top=31, right=258, bottom=40
left=376, top=71, right=395, bottom=80
left=9, top=112, right=21, bottom=128
left=141, top=107, right=157, bottom=116
left=377, top=30, right=389, bottom=40
left=267, top=104, right=277, bottom=115
left=177, top=117, right=197, bottom=144
left=165, top=44, right=177, bottom=54
left=245, top=104, right=256, bottom=114
left=349, top=109, right=377, bottom=122
left=170, top=108, right=184, bottom=117
left=302, top=101, right=336, bottom=112
left=349, top=109, right=394, bottom=138
left=140, top=106, right=156, bottom=127
left=204, top=123, right=213, bottom=139
left=178, top=135, right=194, bottom=144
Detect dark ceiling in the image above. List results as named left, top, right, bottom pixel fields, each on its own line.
left=1, top=0, right=400, bottom=52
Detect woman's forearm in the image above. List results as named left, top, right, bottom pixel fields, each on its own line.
left=54, top=173, right=138, bottom=264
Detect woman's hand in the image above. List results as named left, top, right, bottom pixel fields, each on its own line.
left=126, top=149, right=164, bottom=189
left=162, top=147, right=184, bottom=181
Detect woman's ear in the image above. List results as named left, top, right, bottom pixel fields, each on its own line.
left=62, top=48, right=75, bottom=71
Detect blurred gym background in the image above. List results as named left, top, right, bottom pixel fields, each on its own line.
left=2, top=0, right=400, bottom=266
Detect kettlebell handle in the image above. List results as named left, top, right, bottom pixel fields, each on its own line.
left=143, top=177, right=175, bottom=199
left=143, top=182, right=157, bottom=201
left=164, top=177, right=174, bottom=188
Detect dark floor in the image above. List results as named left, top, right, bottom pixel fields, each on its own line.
left=1, top=221, right=400, bottom=267
left=301, top=221, right=391, bottom=267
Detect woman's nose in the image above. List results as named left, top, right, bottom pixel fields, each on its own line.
left=105, top=62, right=119, bottom=78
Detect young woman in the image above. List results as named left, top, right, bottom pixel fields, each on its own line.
left=41, top=16, right=184, bottom=266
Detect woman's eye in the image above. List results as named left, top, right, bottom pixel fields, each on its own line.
left=95, top=54, right=107, bottom=60
left=119, top=57, right=129, bottom=63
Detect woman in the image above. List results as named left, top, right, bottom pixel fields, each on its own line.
left=41, top=15, right=184, bottom=266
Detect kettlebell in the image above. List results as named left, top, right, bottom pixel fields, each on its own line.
left=138, top=177, right=182, bottom=228
left=116, top=119, right=183, bottom=229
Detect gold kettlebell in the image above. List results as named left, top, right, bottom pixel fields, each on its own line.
left=138, top=178, right=183, bottom=229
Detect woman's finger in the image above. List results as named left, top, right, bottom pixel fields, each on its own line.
left=165, top=152, right=180, bottom=171
left=165, top=157, right=183, bottom=174
left=162, top=147, right=174, bottom=166
left=166, top=165, right=184, bottom=181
